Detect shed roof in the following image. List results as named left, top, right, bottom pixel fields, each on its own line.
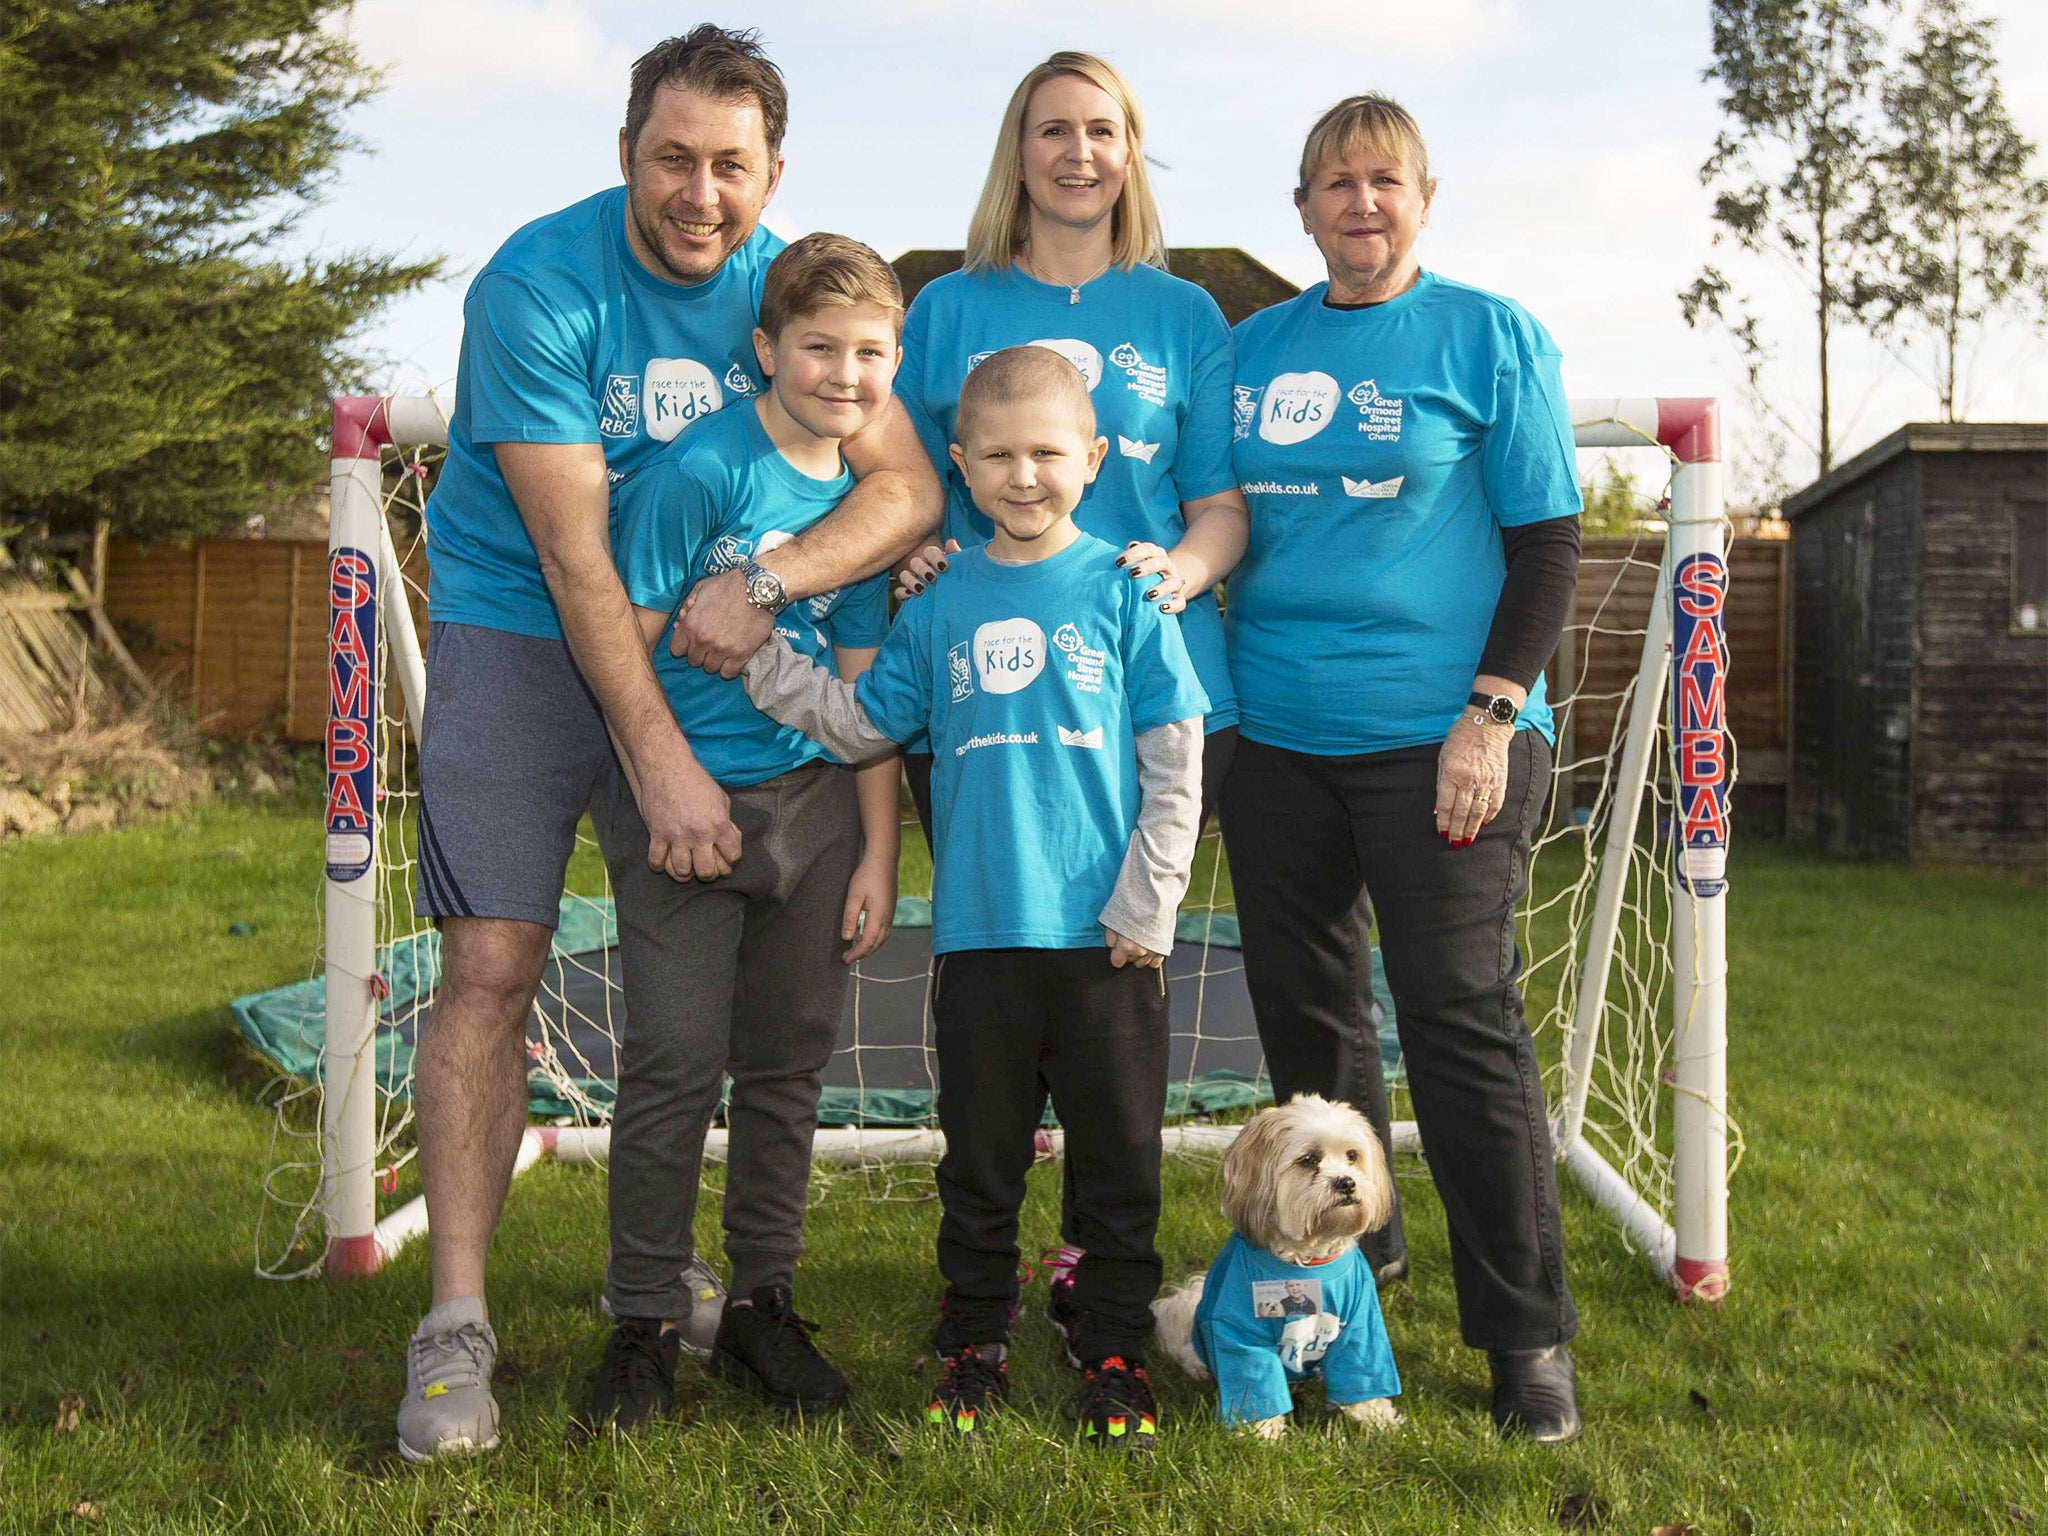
left=890, top=248, right=1301, bottom=327
left=1783, top=422, right=2048, bottom=518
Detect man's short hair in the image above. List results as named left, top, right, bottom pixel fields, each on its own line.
left=624, top=26, right=789, bottom=162
left=955, top=345, right=1097, bottom=442
left=757, top=234, right=904, bottom=342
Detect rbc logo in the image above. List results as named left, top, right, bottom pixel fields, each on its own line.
left=704, top=534, right=752, bottom=574
left=948, top=642, right=974, bottom=703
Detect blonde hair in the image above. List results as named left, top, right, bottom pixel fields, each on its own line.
left=757, top=232, right=904, bottom=341
left=963, top=52, right=1167, bottom=275
left=1296, top=93, right=1433, bottom=193
left=954, top=345, right=1097, bottom=442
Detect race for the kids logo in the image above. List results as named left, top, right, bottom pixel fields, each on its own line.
left=1053, top=621, right=1105, bottom=694
left=599, top=373, right=640, bottom=438
left=948, top=641, right=974, bottom=703
left=1348, top=379, right=1405, bottom=442
left=1108, top=341, right=1168, bottom=407
left=644, top=357, right=723, bottom=441
left=973, top=617, right=1046, bottom=695
left=1258, top=371, right=1341, bottom=445
left=325, top=548, right=377, bottom=883
left=1026, top=338, right=1103, bottom=390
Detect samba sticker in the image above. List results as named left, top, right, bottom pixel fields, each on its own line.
left=326, top=547, right=377, bottom=883
left=1671, top=551, right=1730, bottom=896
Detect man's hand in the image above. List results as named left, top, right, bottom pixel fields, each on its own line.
left=671, top=568, right=773, bottom=679
left=893, top=538, right=960, bottom=602
left=638, top=752, right=743, bottom=881
left=1104, top=927, right=1165, bottom=969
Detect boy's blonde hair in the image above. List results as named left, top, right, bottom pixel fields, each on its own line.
left=963, top=52, right=1167, bottom=275
left=955, top=345, right=1097, bottom=442
left=758, top=232, right=904, bottom=341
left=1296, top=93, right=1433, bottom=193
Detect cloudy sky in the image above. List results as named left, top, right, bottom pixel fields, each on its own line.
left=315, top=0, right=2048, bottom=498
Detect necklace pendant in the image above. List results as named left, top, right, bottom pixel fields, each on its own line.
left=1069, top=286, right=1079, bottom=305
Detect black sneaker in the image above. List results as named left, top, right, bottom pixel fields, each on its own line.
left=712, top=1284, right=849, bottom=1414
left=1076, top=1355, right=1158, bottom=1453
left=927, top=1343, right=1008, bottom=1436
left=585, top=1317, right=679, bottom=1436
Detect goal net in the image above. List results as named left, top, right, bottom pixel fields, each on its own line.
left=246, top=394, right=1733, bottom=1303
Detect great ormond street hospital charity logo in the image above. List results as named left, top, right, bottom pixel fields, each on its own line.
left=974, top=618, right=1045, bottom=695
left=1258, top=371, right=1340, bottom=446
left=1348, top=379, right=1405, bottom=441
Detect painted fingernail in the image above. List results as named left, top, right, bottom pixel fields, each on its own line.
left=937, top=561, right=948, bottom=571
left=912, top=582, right=924, bottom=594
left=1115, top=557, right=1127, bottom=567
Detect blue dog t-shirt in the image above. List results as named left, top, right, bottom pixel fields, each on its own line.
left=426, top=189, right=784, bottom=641
left=612, top=403, right=886, bottom=787
left=854, top=535, right=1209, bottom=954
left=1190, top=1233, right=1401, bottom=1425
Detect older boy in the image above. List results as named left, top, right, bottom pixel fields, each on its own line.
left=739, top=346, right=1208, bottom=1451
left=584, top=235, right=906, bottom=1431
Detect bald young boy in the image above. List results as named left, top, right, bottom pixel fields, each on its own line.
left=738, top=346, right=1207, bottom=1452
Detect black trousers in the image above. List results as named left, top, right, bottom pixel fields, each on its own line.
left=930, top=946, right=1169, bottom=1361
left=1219, top=732, right=1577, bottom=1351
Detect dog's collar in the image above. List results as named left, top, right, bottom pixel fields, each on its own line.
left=1284, top=1252, right=1342, bottom=1267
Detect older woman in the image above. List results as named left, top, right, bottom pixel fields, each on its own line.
left=1219, top=94, right=1585, bottom=1442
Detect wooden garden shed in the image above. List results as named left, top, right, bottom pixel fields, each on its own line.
left=1783, top=423, right=2047, bottom=868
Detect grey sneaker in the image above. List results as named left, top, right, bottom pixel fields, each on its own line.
left=396, top=1295, right=501, bottom=1462
left=599, top=1255, right=727, bottom=1359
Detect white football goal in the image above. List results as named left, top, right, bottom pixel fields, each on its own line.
left=250, top=392, right=1733, bottom=1306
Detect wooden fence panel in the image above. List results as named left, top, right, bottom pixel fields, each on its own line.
left=107, top=535, right=1791, bottom=771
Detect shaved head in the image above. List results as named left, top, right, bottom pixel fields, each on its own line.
left=955, top=345, right=1096, bottom=443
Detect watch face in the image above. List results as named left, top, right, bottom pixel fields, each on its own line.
left=748, top=572, right=784, bottom=610
left=1487, top=696, right=1518, bottom=724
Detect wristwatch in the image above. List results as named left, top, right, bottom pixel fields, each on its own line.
left=1468, top=690, right=1520, bottom=727
left=739, top=558, right=791, bottom=616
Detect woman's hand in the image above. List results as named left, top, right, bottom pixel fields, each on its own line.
left=1116, top=541, right=1192, bottom=614
left=893, top=539, right=961, bottom=601
left=1435, top=712, right=1512, bottom=847
left=840, top=853, right=897, bottom=963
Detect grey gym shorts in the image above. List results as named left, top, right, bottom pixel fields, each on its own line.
left=413, top=621, right=616, bottom=929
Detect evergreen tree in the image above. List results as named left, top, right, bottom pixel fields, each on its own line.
left=1681, top=0, right=1894, bottom=475
left=1863, top=0, right=2048, bottom=421
left=0, top=1, right=440, bottom=542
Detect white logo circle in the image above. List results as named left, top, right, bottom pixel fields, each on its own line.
left=1257, top=371, right=1341, bottom=445
left=973, top=617, right=1046, bottom=695
left=1026, top=338, right=1103, bottom=391
left=643, top=357, right=724, bottom=442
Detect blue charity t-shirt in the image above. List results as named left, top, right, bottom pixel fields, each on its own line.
left=896, top=264, right=1240, bottom=730
left=853, top=534, right=1209, bottom=954
left=613, top=403, right=887, bottom=787
left=1190, top=1233, right=1402, bottom=1426
left=425, top=187, right=784, bottom=641
left=1226, top=271, right=1582, bottom=755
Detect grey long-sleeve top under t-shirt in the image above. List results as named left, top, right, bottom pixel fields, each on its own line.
left=740, top=638, right=1203, bottom=957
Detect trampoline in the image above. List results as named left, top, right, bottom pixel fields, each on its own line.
left=232, top=897, right=1402, bottom=1127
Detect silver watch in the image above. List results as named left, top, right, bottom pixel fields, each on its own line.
left=739, top=558, right=790, bottom=615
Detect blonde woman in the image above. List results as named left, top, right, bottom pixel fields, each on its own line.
left=889, top=47, right=1249, bottom=1397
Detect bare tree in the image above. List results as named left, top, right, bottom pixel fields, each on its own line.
left=1862, top=0, right=2048, bottom=421
left=1681, top=0, right=1895, bottom=475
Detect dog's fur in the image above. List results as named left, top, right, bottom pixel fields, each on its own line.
left=1153, top=1095, right=1402, bottom=1438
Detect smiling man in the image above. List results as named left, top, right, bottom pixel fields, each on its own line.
left=395, top=27, right=938, bottom=1464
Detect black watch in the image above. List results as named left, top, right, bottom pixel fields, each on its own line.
left=1468, top=690, right=1520, bottom=727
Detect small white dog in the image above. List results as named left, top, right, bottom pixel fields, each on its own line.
left=1153, top=1095, right=1403, bottom=1438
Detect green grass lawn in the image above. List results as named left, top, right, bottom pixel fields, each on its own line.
left=1, top=793, right=2043, bottom=1534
